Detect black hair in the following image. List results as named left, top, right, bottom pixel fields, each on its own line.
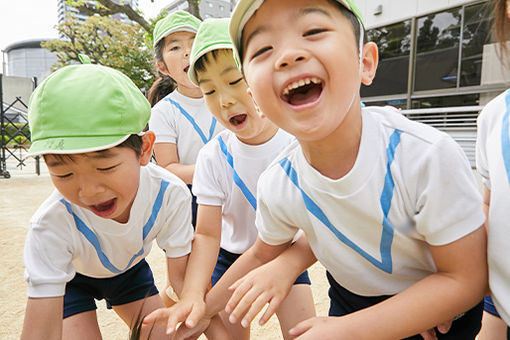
left=193, top=49, right=234, bottom=81
left=147, top=38, right=177, bottom=107
left=43, top=134, right=144, bottom=164
left=492, top=0, right=510, bottom=65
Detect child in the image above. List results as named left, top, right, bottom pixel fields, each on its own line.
left=476, top=0, right=510, bottom=339
left=148, top=0, right=489, bottom=339
left=148, top=10, right=224, bottom=226
left=147, top=18, right=316, bottom=340
left=20, top=63, right=194, bottom=340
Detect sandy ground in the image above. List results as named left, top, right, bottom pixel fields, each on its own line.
left=0, top=157, right=330, bottom=339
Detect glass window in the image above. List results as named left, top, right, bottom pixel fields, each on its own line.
left=460, top=3, right=493, bottom=86
left=411, top=94, right=479, bottom=109
left=364, top=98, right=408, bottom=109
left=361, top=20, right=412, bottom=97
left=414, top=8, right=462, bottom=91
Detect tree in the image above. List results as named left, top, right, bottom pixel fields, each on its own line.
left=69, top=0, right=202, bottom=22
left=42, top=15, right=155, bottom=89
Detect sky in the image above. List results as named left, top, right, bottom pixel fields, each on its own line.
left=0, top=0, right=166, bottom=57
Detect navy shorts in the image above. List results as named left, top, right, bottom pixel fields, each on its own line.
left=484, top=295, right=500, bottom=316
left=211, top=247, right=311, bottom=287
left=326, top=271, right=483, bottom=339
left=63, top=259, right=159, bottom=318
left=187, top=184, right=198, bottom=227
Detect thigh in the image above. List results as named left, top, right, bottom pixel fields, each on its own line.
left=218, top=309, right=250, bottom=340
left=63, top=310, right=101, bottom=340
left=276, top=284, right=316, bottom=340
left=478, top=311, right=507, bottom=340
left=113, top=294, right=166, bottom=339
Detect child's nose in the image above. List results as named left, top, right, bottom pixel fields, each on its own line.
left=220, top=94, right=235, bottom=108
left=78, top=178, right=105, bottom=199
left=275, top=50, right=308, bottom=70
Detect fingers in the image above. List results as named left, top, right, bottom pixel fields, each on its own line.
left=238, top=292, right=272, bottom=328
left=225, top=280, right=252, bottom=314
left=437, top=320, right=452, bottom=334
left=289, top=318, right=313, bottom=337
left=185, top=304, right=205, bottom=328
left=166, top=305, right=193, bottom=335
left=419, top=328, right=438, bottom=340
left=258, top=297, right=281, bottom=326
left=228, top=283, right=266, bottom=326
left=142, top=308, right=171, bottom=327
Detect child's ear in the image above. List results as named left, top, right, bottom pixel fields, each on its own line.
left=507, top=0, right=510, bottom=18
left=360, top=42, right=379, bottom=86
left=247, top=88, right=265, bottom=118
left=139, top=131, right=156, bottom=166
left=156, top=61, right=170, bottom=76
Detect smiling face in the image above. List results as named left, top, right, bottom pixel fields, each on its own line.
left=196, top=49, right=277, bottom=145
left=241, top=0, right=377, bottom=144
left=158, top=31, right=202, bottom=97
left=44, top=133, right=154, bottom=224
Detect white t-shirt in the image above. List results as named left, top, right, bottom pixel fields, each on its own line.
left=24, top=163, right=193, bottom=298
left=149, top=90, right=224, bottom=165
left=256, top=106, right=485, bottom=296
left=476, top=89, right=510, bottom=324
left=193, top=129, right=294, bottom=254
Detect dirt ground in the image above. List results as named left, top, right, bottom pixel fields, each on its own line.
left=0, top=158, right=330, bottom=339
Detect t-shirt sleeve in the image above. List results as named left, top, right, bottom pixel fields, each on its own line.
left=255, top=169, right=300, bottom=245
left=156, top=182, right=194, bottom=258
left=149, top=100, right=178, bottom=144
left=476, top=108, right=491, bottom=189
left=413, top=135, right=485, bottom=245
left=24, top=216, right=75, bottom=298
left=192, top=142, right=225, bottom=207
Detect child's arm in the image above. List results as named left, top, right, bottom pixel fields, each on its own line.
left=21, top=296, right=63, bottom=340
left=289, top=227, right=487, bottom=340
left=153, top=143, right=195, bottom=184
left=144, top=204, right=222, bottom=332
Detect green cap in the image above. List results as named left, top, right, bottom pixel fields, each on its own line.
left=229, top=0, right=364, bottom=64
left=188, top=18, right=234, bottom=86
left=153, top=10, right=202, bottom=47
left=27, top=64, right=150, bottom=156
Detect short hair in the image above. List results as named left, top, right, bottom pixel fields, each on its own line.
left=193, top=49, right=233, bottom=80
left=43, top=134, right=144, bottom=164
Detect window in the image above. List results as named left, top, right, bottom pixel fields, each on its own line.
left=414, top=8, right=462, bottom=91
left=361, top=20, right=412, bottom=97
left=460, top=3, right=493, bottom=86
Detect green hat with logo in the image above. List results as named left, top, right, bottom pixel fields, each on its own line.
left=188, top=18, right=233, bottom=86
left=27, top=64, right=151, bottom=156
left=153, top=10, right=202, bottom=47
left=229, top=0, right=364, bottom=63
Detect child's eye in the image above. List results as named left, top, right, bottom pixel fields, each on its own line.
left=204, top=89, right=215, bottom=96
left=169, top=46, right=180, bottom=52
left=304, top=28, right=327, bottom=37
left=55, top=173, right=73, bottom=179
left=98, top=164, right=119, bottom=172
left=229, top=78, right=243, bottom=86
left=251, top=46, right=272, bottom=60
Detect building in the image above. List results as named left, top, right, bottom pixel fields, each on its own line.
left=4, top=39, right=57, bottom=80
left=358, top=0, right=508, bottom=165
left=163, top=0, right=231, bottom=19
left=57, top=0, right=139, bottom=26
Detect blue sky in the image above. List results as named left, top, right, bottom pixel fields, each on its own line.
left=0, top=0, right=164, bottom=52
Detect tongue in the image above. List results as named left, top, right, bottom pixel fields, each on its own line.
left=289, top=85, right=322, bottom=106
left=95, top=199, right=114, bottom=212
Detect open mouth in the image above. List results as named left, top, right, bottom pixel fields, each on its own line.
left=281, top=77, right=323, bottom=106
left=90, top=198, right=117, bottom=217
left=184, top=65, right=190, bottom=73
left=229, top=113, right=248, bottom=127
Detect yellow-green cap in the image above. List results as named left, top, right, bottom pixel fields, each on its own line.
left=188, top=18, right=233, bottom=86
left=229, top=0, right=364, bottom=64
left=153, top=10, right=201, bottom=47
left=27, top=64, right=150, bottom=156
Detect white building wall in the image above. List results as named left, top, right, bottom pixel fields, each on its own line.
left=360, top=0, right=479, bottom=28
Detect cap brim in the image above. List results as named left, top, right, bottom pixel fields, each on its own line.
left=153, top=26, right=198, bottom=47
left=27, top=134, right=131, bottom=157
left=189, top=43, right=234, bottom=85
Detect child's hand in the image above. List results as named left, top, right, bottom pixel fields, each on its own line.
left=143, top=297, right=206, bottom=336
left=225, top=260, right=294, bottom=328
left=419, top=320, right=453, bottom=340
left=172, top=318, right=211, bottom=340
left=289, top=316, right=351, bottom=340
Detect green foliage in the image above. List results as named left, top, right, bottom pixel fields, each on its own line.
left=4, top=123, right=30, bottom=139
left=42, top=15, right=155, bottom=89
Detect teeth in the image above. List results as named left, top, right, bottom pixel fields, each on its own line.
left=282, top=77, right=321, bottom=96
